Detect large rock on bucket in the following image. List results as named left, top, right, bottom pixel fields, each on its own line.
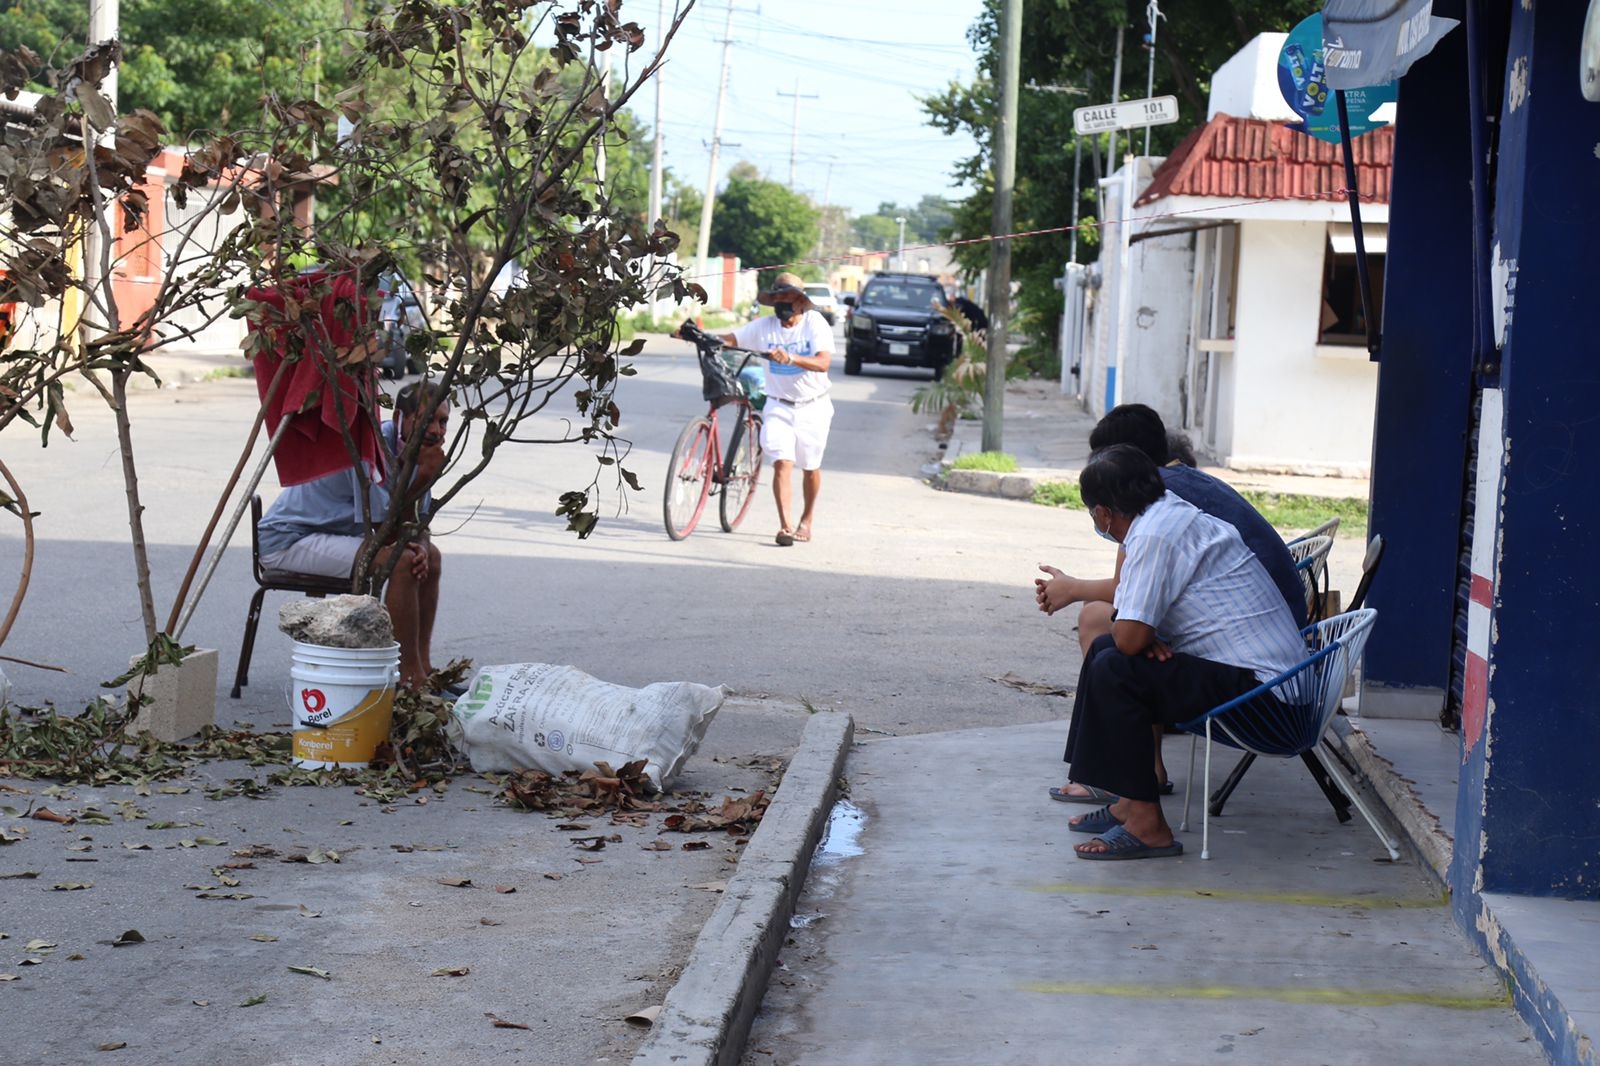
left=278, top=594, right=394, bottom=649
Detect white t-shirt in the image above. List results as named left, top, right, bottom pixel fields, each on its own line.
left=734, top=311, right=833, bottom=403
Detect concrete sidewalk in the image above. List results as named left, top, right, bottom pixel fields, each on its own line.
left=741, top=723, right=1541, bottom=1065
left=856, top=378, right=1590, bottom=1065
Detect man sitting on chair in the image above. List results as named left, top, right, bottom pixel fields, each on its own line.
left=1063, top=445, right=1304, bottom=860
left=1038, top=403, right=1307, bottom=802
left=258, top=383, right=450, bottom=691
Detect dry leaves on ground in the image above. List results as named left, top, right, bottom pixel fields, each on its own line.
left=661, top=791, right=770, bottom=834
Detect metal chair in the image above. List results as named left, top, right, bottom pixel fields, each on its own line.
left=1288, top=533, right=1334, bottom=624
left=1177, top=608, right=1399, bottom=860
left=1287, top=516, right=1341, bottom=545
left=1208, top=534, right=1386, bottom=818
left=230, top=495, right=354, bottom=699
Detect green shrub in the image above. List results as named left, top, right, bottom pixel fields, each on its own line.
left=949, top=451, right=1019, bottom=473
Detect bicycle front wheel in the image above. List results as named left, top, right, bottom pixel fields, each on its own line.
left=664, top=417, right=714, bottom=540
left=719, top=412, right=764, bottom=532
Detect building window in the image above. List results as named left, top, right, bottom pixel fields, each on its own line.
left=1320, top=223, right=1385, bottom=345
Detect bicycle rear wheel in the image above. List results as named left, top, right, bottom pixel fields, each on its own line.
left=719, top=411, right=764, bottom=532
left=664, top=417, right=715, bottom=540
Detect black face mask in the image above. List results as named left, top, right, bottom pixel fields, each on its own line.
left=773, top=302, right=796, bottom=323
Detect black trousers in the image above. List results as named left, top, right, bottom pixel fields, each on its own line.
left=1063, top=633, right=1268, bottom=803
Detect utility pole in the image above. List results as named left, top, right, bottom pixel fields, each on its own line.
left=983, top=0, right=1021, bottom=452
left=595, top=51, right=612, bottom=189
left=647, top=0, right=666, bottom=227
left=694, top=1, right=736, bottom=280
left=895, top=216, right=907, bottom=270
left=83, top=0, right=119, bottom=336
left=1143, top=1, right=1165, bottom=156
left=777, top=79, right=818, bottom=190
left=1105, top=25, right=1125, bottom=188
left=1069, top=134, right=1082, bottom=263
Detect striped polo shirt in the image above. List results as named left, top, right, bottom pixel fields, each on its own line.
left=1114, top=492, right=1305, bottom=683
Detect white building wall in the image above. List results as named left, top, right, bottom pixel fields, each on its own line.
left=1225, top=219, right=1377, bottom=476
left=1207, top=34, right=1296, bottom=121
left=1120, top=233, right=1195, bottom=432
left=158, top=191, right=250, bottom=356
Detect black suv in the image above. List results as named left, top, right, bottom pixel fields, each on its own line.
left=844, top=272, right=960, bottom=379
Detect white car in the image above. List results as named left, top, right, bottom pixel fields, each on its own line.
left=804, top=283, right=842, bottom=326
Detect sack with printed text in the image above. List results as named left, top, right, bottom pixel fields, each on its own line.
left=449, top=663, right=725, bottom=790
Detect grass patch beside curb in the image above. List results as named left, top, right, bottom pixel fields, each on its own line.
left=948, top=451, right=1019, bottom=473
left=1032, top=480, right=1083, bottom=509
left=1030, top=479, right=1368, bottom=536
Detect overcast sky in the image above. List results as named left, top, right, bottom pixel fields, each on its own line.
left=606, top=0, right=988, bottom=217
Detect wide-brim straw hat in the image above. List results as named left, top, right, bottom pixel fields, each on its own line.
left=756, top=271, right=814, bottom=312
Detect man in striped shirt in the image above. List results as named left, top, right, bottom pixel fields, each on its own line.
left=1063, top=445, right=1305, bottom=860
left=1039, top=403, right=1307, bottom=804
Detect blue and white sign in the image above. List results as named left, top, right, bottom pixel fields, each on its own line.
left=1278, top=13, right=1396, bottom=144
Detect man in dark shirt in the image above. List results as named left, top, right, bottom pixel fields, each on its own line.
left=1037, top=404, right=1307, bottom=802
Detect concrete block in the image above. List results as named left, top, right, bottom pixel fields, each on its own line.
left=130, top=648, right=218, bottom=742
left=997, top=473, right=1036, bottom=499
left=941, top=469, right=993, bottom=494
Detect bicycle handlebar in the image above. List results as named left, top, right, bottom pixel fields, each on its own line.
left=677, top=320, right=770, bottom=365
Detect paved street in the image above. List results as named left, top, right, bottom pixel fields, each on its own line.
left=0, top=332, right=1094, bottom=1064
left=1, top=331, right=1086, bottom=735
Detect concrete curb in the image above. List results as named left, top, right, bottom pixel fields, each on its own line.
left=632, top=711, right=854, bottom=1066
left=935, top=467, right=1063, bottom=500
left=1326, top=719, right=1453, bottom=887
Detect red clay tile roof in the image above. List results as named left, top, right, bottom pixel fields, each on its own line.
left=1135, top=113, right=1393, bottom=207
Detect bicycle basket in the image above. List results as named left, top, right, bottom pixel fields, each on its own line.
left=699, top=348, right=746, bottom=405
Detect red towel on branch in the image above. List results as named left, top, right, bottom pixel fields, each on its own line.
left=245, top=271, right=385, bottom=488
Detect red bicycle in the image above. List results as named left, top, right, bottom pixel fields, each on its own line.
left=664, top=323, right=768, bottom=540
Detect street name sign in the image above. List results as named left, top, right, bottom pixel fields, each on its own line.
left=1072, top=95, right=1179, bottom=136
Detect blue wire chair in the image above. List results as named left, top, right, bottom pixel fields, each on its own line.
left=1287, top=533, right=1334, bottom=623
left=1175, top=608, right=1399, bottom=860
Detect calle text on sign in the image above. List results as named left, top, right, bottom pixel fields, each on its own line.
left=1071, top=95, right=1179, bottom=136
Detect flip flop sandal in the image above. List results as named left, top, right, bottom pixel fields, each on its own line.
left=1048, top=784, right=1118, bottom=805
left=1074, top=824, right=1184, bottom=861
left=775, top=530, right=795, bottom=546
left=1069, top=803, right=1123, bottom=835
left=1160, top=780, right=1175, bottom=796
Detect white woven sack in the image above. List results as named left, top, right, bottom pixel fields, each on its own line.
left=449, top=663, right=724, bottom=790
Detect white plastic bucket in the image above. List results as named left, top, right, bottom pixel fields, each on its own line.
left=288, top=641, right=400, bottom=769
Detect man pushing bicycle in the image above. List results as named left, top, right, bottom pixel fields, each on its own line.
left=717, top=271, right=835, bottom=547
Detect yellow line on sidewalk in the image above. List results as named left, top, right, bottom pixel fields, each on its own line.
left=1021, top=981, right=1508, bottom=1010
left=1028, top=882, right=1448, bottom=909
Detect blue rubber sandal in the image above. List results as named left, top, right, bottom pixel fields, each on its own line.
left=1074, top=824, right=1184, bottom=861
left=1048, top=784, right=1117, bottom=804
left=1069, top=804, right=1123, bottom=835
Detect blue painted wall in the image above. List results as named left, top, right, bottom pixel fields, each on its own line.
left=1460, top=0, right=1600, bottom=900
left=1362, top=24, right=1474, bottom=704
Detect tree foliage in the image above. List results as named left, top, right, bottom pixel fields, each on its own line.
left=854, top=195, right=954, bottom=249
left=0, top=0, right=695, bottom=654
left=709, top=169, right=818, bottom=286
left=925, top=0, right=1320, bottom=367
left=0, top=0, right=360, bottom=137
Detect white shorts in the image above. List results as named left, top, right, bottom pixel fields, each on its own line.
left=760, top=395, right=834, bottom=470
left=260, top=533, right=362, bottom=578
